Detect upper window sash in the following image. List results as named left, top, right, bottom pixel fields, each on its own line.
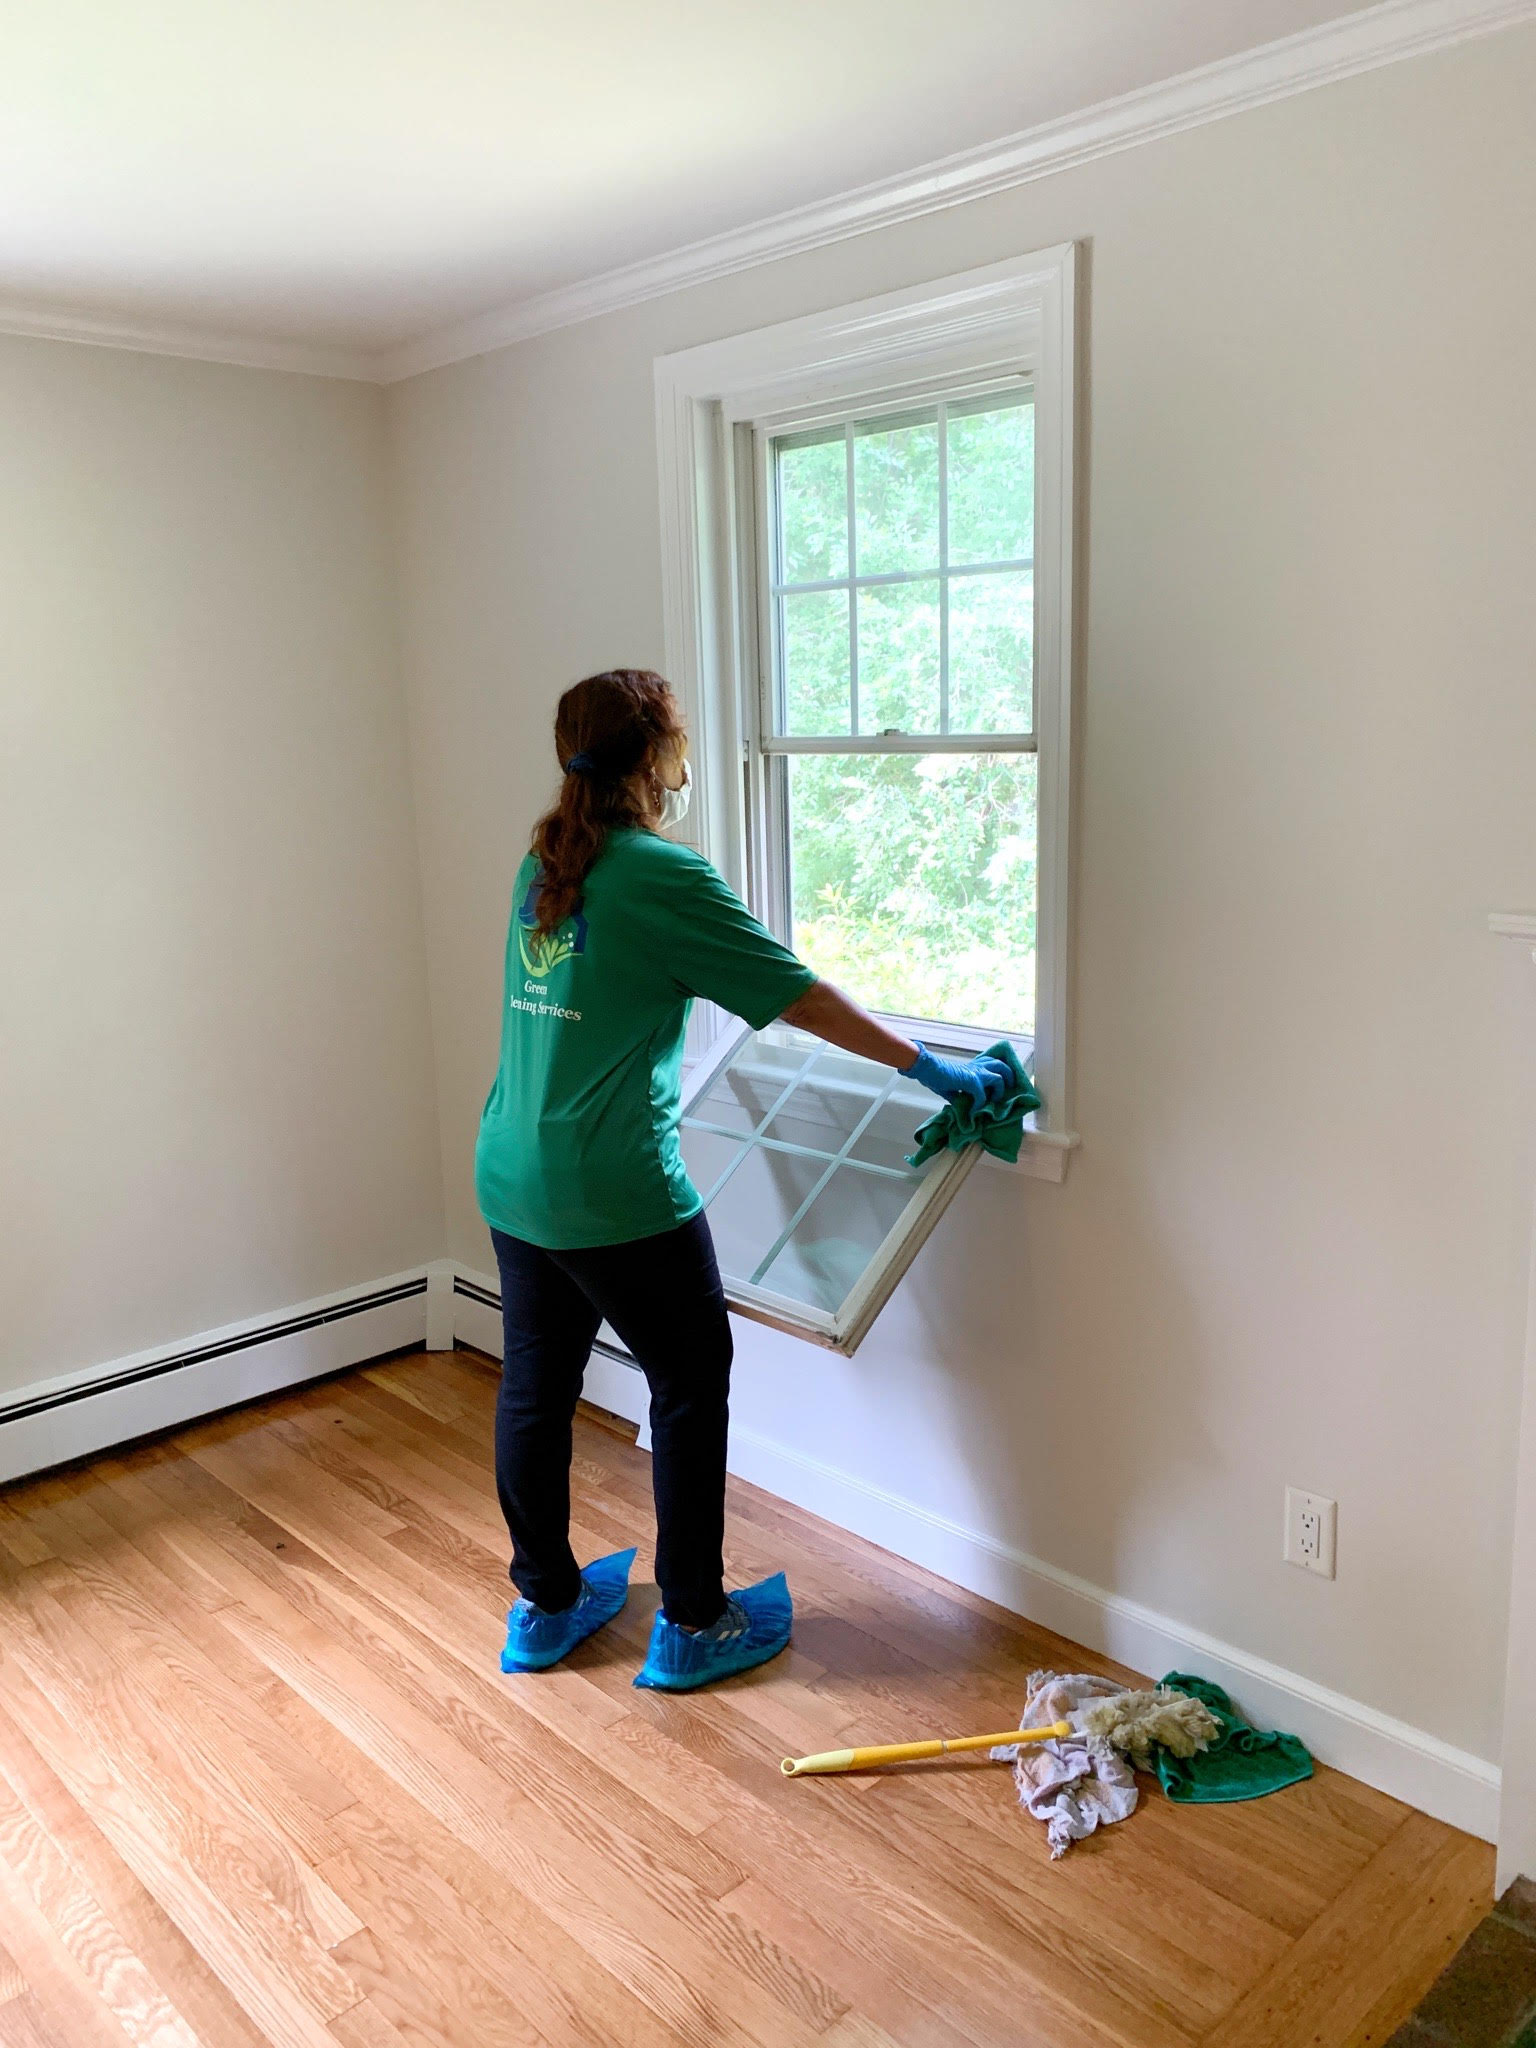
left=759, top=391, right=1036, bottom=753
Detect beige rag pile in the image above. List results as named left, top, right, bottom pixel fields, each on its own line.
left=990, top=1671, right=1139, bottom=1858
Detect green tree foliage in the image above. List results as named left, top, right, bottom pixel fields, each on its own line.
left=774, top=398, right=1037, bottom=1033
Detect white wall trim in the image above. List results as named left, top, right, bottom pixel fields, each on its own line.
left=0, top=1268, right=430, bottom=1486
left=378, top=0, right=1536, bottom=381
left=724, top=1422, right=1501, bottom=1840
left=0, top=297, right=379, bottom=383
left=1493, top=913, right=1536, bottom=1888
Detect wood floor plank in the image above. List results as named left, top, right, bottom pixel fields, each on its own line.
left=317, top=1803, right=693, bottom=2048
left=0, top=1352, right=1495, bottom=2048
left=819, top=2014, right=910, bottom=2048
left=5, top=1537, right=364, bottom=1956
left=267, top=1703, right=695, bottom=2048
left=722, top=1872, right=1031, bottom=2048
left=210, top=1597, right=834, bottom=2048
left=329, top=1925, right=550, bottom=2048
left=0, top=1848, right=140, bottom=2048
left=19, top=1479, right=362, bottom=1854
left=154, top=1501, right=817, bottom=2048
left=1201, top=1808, right=1495, bottom=2047
left=163, top=1456, right=750, bottom=1903
left=0, top=1622, right=353, bottom=2048
left=328, top=1998, right=415, bottom=2048
left=0, top=1992, right=75, bottom=2048
left=0, top=1775, right=200, bottom=2048
left=0, top=1693, right=276, bottom=2048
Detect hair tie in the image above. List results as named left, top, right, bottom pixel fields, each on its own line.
left=565, top=751, right=595, bottom=776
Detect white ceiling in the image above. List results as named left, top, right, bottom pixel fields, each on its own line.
left=0, top=1, right=1463, bottom=365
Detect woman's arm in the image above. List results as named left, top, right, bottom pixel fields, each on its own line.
left=778, top=979, right=1016, bottom=1109
left=778, top=979, right=919, bottom=1070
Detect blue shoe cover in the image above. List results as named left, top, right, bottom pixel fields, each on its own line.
left=500, top=1547, right=636, bottom=1673
left=632, top=1571, right=792, bottom=1691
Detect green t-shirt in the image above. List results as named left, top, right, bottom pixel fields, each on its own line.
left=475, top=828, right=817, bottom=1250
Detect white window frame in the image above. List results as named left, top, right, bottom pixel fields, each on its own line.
left=677, top=1017, right=983, bottom=1354
left=655, top=247, right=1080, bottom=1180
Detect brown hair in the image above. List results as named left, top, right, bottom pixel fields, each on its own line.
left=528, top=669, right=684, bottom=934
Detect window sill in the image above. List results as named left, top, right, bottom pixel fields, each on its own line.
left=891, top=1018, right=1076, bottom=1181
left=985, top=1117, right=1079, bottom=1183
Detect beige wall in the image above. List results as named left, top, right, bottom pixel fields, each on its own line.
left=388, top=26, right=1536, bottom=1762
left=1, top=337, right=442, bottom=1392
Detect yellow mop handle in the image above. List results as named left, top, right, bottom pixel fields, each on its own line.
left=781, top=1720, right=1072, bottom=1777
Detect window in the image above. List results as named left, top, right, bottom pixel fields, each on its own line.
left=656, top=248, right=1078, bottom=1347
left=756, top=392, right=1038, bottom=1041
left=676, top=1021, right=981, bottom=1353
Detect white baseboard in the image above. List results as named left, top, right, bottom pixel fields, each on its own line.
left=723, top=1422, right=1501, bottom=1843
left=0, top=1270, right=430, bottom=1487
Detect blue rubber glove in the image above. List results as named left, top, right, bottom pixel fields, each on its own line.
left=901, top=1042, right=1015, bottom=1110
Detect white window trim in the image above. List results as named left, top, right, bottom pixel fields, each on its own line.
left=655, top=247, right=1080, bottom=1180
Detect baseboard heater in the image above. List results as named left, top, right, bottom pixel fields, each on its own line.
left=0, top=1274, right=429, bottom=1487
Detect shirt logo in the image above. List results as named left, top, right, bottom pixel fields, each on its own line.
left=516, top=876, right=588, bottom=980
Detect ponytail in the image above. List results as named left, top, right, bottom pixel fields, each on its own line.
left=529, top=669, right=683, bottom=934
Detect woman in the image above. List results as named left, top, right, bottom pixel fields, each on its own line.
left=477, top=669, right=1010, bottom=1690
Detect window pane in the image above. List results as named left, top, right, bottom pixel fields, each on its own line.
left=776, top=433, right=848, bottom=585
left=780, top=589, right=850, bottom=735
left=948, top=570, right=1033, bottom=733
left=857, top=578, right=940, bottom=735
left=701, top=1142, right=832, bottom=1292
left=762, top=1049, right=895, bottom=1159
left=846, top=1074, right=941, bottom=1172
left=947, top=399, right=1033, bottom=566
left=687, top=1035, right=810, bottom=1133
left=756, top=1163, right=922, bottom=1314
left=677, top=1125, right=748, bottom=1200
left=679, top=1025, right=957, bottom=1333
left=854, top=415, right=939, bottom=576
left=787, top=751, right=1037, bottom=1034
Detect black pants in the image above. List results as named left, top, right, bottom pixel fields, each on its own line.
left=490, top=1213, right=733, bottom=1630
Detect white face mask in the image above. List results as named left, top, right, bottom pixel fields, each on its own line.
left=657, top=755, right=692, bottom=830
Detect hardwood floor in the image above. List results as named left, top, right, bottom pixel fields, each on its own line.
left=0, top=1347, right=1493, bottom=2048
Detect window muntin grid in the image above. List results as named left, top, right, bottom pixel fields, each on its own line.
left=676, top=1024, right=970, bottom=1331
left=767, top=391, right=1035, bottom=750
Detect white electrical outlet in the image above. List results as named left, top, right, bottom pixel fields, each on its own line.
left=1284, top=1487, right=1337, bottom=1577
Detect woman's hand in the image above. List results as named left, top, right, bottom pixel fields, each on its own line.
left=901, top=1043, right=1014, bottom=1109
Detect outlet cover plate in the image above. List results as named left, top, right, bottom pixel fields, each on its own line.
left=1284, top=1487, right=1337, bottom=1577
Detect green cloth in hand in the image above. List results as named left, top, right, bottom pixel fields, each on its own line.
left=906, top=1040, right=1041, bottom=1168
left=1155, top=1673, right=1313, bottom=1804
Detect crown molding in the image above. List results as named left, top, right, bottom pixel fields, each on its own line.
left=1, top=0, right=1531, bottom=387
left=379, top=0, right=1536, bottom=382
left=0, top=297, right=379, bottom=383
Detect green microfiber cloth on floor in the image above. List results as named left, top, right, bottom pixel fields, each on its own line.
left=1154, top=1673, right=1313, bottom=1804
left=906, top=1041, right=1042, bottom=1168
